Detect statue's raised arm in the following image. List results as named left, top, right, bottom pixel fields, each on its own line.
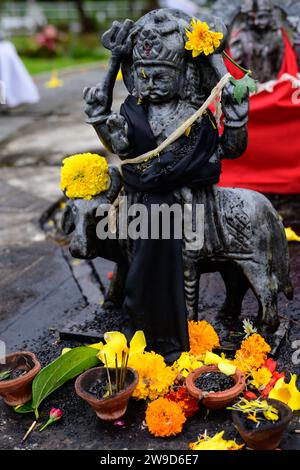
left=84, top=19, right=135, bottom=156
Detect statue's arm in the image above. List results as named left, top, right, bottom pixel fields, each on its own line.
left=219, top=83, right=249, bottom=159
left=208, top=54, right=249, bottom=159
left=83, top=20, right=134, bottom=157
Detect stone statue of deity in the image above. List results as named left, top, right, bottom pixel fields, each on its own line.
left=212, top=0, right=300, bottom=83
left=63, top=8, right=293, bottom=362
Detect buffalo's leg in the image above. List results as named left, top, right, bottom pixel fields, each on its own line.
left=183, top=256, right=200, bottom=321
left=103, top=262, right=128, bottom=309
left=238, top=263, right=280, bottom=332
left=219, top=265, right=249, bottom=318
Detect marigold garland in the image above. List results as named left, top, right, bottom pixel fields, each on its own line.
left=185, top=19, right=223, bottom=57
left=60, top=153, right=109, bottom=200
left=188, top=320, right=220, bottom=356
left=128, top=351, right=176, bottom=400
left=146, top=398, right=186, bottom=437
left=234, top=333, right=271, bottom=376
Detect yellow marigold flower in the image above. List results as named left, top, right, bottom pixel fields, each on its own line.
left=172, top=352, right=203, bottom=378
left=251, top=367, right=273, bottom=389
left=188, top=320, right=220, bottom=356
left=128, top=351, right=176, bottom=400
left=234, top=333, right=271, bottom=376
left=185, top=18, right=223, bottom=58
left=269, top=374, right=300, bottom=411
left=60, top=153, right=109, bottom=200
left=189, top=431, right=243, bottom=451
left=146, top=398, right=186, bottom=437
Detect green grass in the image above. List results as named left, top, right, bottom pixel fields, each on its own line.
left=11, top=33, right=109, bottom=75
left=21, top=54, right=108, bottom=75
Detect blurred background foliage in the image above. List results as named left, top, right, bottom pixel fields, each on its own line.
left=0, top=1, right=214, bottom=74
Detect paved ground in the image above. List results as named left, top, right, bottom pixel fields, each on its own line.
left=0, top=65, right=299, bottom=450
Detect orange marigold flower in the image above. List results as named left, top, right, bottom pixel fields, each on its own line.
left=146, top=398, right=186, bottom=437
left=234, top=333, right=271, bottom=376
left=165, top=387, right=199, bottom=418
left=188, top=320, right=220, bottom=356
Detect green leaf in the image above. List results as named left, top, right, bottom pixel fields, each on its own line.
left=14, top=401, right=34, bottom=414
left=230, top=74, right=258, bottom=104
left=14, top=347, right=99, bottom=416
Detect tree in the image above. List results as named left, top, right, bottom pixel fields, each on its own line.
left=74, top=0, right=97, bottom=32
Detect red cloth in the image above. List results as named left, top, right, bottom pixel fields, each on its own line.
left=219, top=30, right=300, bottom=193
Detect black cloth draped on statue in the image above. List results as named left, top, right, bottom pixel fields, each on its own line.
left=120, top=95, right=220, bottom=361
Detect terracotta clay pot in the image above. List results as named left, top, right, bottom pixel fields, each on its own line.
left=0, top=351, right=41, bottom=406
left=75, top=367, right=139, bottom=421
left=186, top=365, right=245, bottom=410
left=232, top=398, right=293, bottom=450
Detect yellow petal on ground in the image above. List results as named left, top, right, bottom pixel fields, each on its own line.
left=287, top=374, right=300, bottom=411
left=285, top=227, right=300, bottom=242
left=269, top=377, right=291, bottom=404
left=129, top=331, right=146, bottom=355
left=218, top=362, right=236, bottom=376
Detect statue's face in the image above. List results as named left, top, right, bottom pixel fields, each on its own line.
left=134, top=65, right=181, bottom=103
left=247, top=9, right=272, bottom=31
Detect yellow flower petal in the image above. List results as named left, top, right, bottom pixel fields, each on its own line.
left=129, top=330, right=146, bottom=355
left=218, top=362, right=236, bottom=376
left=285, top=227, right=300, bottom=242
left=287, top=374, right=300, bottom=411
left=269, top=377, right=291, bottom=403
left=204, top=351, right=222, bottom=365
left=88, top=341, right=104, bottom=350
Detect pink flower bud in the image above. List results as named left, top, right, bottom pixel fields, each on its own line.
left=49, top=408, right=63, bottom=421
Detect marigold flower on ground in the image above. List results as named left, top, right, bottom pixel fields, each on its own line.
left=128, top=351, right=176, bottom=400
left=165, top=387, right=199, bottom=418
left=146, top=398, right=186, bottom=437
left=189, top=431, right=243, bottom=450
left=234, top=333, right=271, bottom=376
left=60, top=153, right=109, bottom=199
left=188, top=320, right=220, bottom=356
left=185, top=19, right=223, bottom=57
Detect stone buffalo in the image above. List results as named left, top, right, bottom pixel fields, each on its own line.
left=62, top=166, right=293, bottom=333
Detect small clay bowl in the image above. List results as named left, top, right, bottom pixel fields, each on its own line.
left=0, top=351, right=41, bottom=406
left=75, top=367, right=139, bottom=421
left=186, top=365, right=245, bottom=410
left=232, top=398, right=293, bottom=450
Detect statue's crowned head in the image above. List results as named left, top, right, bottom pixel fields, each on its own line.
left=241, top=0, right=276, bottom=31
left=132, top=10, right=187, bottom=103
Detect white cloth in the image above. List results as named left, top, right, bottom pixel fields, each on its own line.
left=0, top=40, right=39, bottom=108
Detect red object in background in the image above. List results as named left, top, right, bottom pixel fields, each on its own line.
left=220, top=30, right=300, bottom=194
left=107, top=271, right=113, bottom=281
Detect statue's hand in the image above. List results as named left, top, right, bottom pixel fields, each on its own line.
left=83, top=86, right=109, bottom=123
left=102, top=19, right=135, bottom=59
left=106, top=112, right=130, bottom=155
left=222, top=82, right=249, bottom=127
